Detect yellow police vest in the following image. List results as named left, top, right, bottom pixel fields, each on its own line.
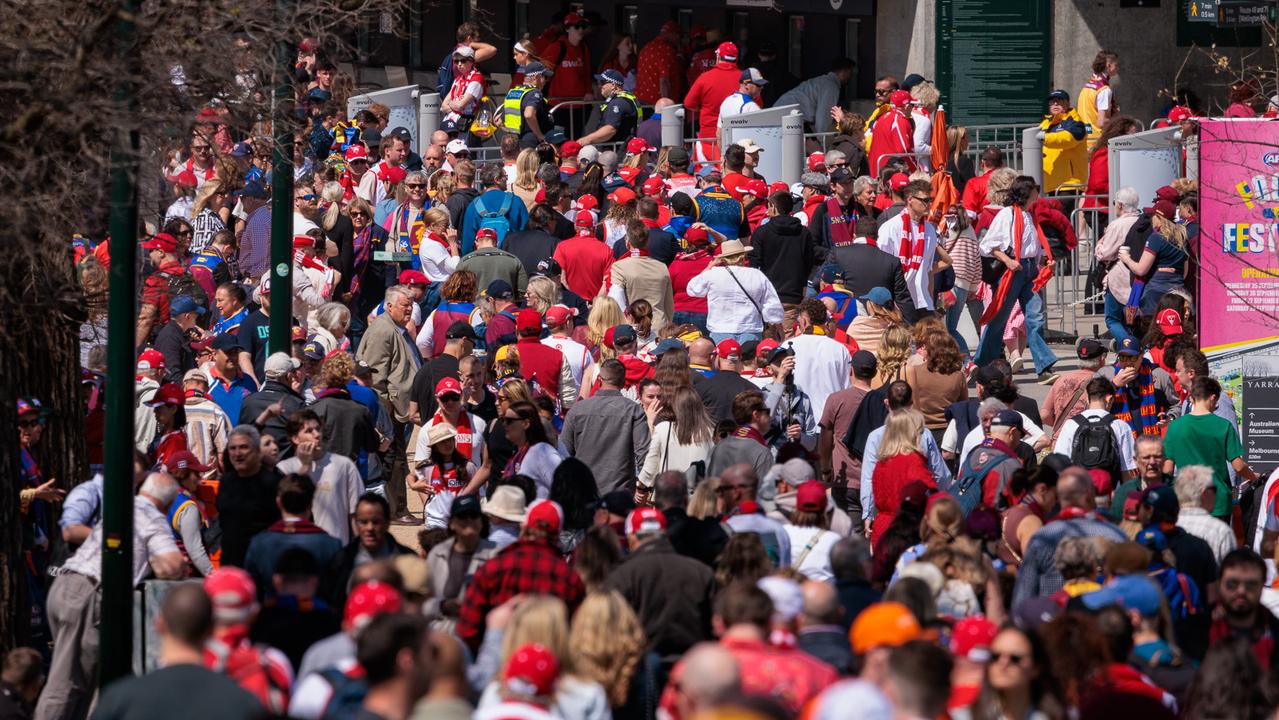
left=602, top=91, right=644, bottom=125
left=504, top=85, right=534, bottom=133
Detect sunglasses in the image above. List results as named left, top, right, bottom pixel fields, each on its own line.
left=350, top=211, right=369, bottom=219
left=911, top=195, right=934, bottom=204
left=406, top=183, right=427, bottom=189
left=874, top=88, right=892, bottom=95
left=191, top=145, right=212, bottom=152
left=296, top=194, right=316, bottom=201
left=991, top=652, right=1026, bottom=665
left=439, top=393, right=461, bottom=402
left=18, top=419, right=42, bottom=430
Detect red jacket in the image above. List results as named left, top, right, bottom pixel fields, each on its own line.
left=744, top=200, right=768, bottom=234
left=515, top=338, right=565, bottom=397
left=683, top=61, right=741, bottom=137
left=670, top=251, right=712, bottom=313
left=961, top=170, right=992, bottom=217
left=1082, top=147, right=1109, bottom=210
left=868, top=107, right=914, bottom=176
left=554, top=235, right=614, bottom=299
left=870, top=451, right=936, bottom=548
left=1033, top=197, right=1077, bottom=251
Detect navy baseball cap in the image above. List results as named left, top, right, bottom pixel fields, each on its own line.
left=234, top=179, right=269, bottom=199
left=613, top=324, right=636, bottom=344
left=851, top=350, right=878, bottom=374
left=1077, top=338, right=1106, bottom=360
left=653, top=338, right=685, bottom=356
left=484, top=279, right=514, bottom=300
left=596, top=69, right=627, bottom=87
left=302, top=340, right=325, bottom=361
left=451, top=493, right=483, bottom=518
left=1081, top=575, right=1163, bottom=617
left=990, top=409, right=1025, bottom=432
left=740, top=67, right=768, bottom=86
left=1141, top=484, right=1180, bottom=518
left=860, top=287, right=892, bottom=307
left=524, top=61, right=553, bottom=77
left=209, top=334, right=245, bottom=353
left=1114, top=336, right=1141, bottom=357
left=1047, top=89, right=1070, bottom=103
left=170, top=296, right=205, bottom=316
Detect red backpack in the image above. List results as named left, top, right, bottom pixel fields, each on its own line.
left=204, top=638, right=292, bottom=715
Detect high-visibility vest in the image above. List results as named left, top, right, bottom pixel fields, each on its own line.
left=603, top=91, right=644, bottom=125
left=504, top=85, right=534, bottom=133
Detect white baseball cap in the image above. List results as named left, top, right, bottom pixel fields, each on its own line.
left=446, top=139, right=469, bottom=155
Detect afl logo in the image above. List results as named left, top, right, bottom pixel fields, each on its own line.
left=1263, top=151, right=1279, bottom=167
left=830, top=0, right=843, bottom=8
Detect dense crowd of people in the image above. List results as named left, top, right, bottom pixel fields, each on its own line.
left=11, top=18, right=1259, bottom=720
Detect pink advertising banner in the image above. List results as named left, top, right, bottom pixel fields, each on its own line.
left=1199, top=119, right=1279, bottom=354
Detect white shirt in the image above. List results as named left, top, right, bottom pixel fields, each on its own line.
left=876, top=213, right=940, bottom=311
left=1096, top=86, right=1113, bottom=112
left=276, top=453, right=363, bottom=544
left=1051, top=408, right=1137, bottom=473
left=355, top=171, right=377, bottom=203
left=1177, top=506, right=1237, bottom=564
left=979, top=206, right=1041, bottom=259
left=415, top=306, right=482, bottom=358
left=686, top=266, right=785, bottom=334
left=543, top=335, right=595, bottom=388
left=955, top=413, right=1046, bottom=468
left=418, top=236, right=460, bottom=283
left=62, top=496, right=178, bottom=586
left=784, top=525, right=840, bottom=581
left=911, top=109, right=933, bottom=172
left=779, top=333, right=851, bottom=420
left=717, top=91, right=761, bottom=129
left=517, top=442, right=563, bottom=499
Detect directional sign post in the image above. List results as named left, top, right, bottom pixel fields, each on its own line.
left=1243, top=355, right=1279, bottom=478
left=1188, top=0, right=1219, bottom=21
left=1217, top=0, right=1270, bottom=26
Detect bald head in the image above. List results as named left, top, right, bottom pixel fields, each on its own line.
left=801, top=581, right=841, bottom=626
left=721, top=463, right=760, bottom=499
left=654, top=98, right=675, bottom=113
left=654, top=470, right=688, bottom=511
left=159, top=583, right=214, bottom=648
left=677, top=643, right=741, bottom=712
left=689, top=338, right=714, bottom=366
left=1057, top=466, right=1095, bottom=510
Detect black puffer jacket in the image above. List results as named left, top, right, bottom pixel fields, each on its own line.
left=747, top=215, right=823, bottom=304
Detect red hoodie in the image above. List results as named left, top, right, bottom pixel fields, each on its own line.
left=1032, top=197, right=1077, bottom=251
left=801, top=193, right=827, bottom=225
left=868, top=107, right=914, bottom=176
left=683, top=61, right=742, bottom=136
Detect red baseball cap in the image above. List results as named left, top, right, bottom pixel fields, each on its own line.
left=716, top=338, right=742, bottom=359
left=769, top=181, right=791, bottom=197
left=685, top=227, right=709, bottom=245
left=742, top=178, right=769, bottom=198
left=175, top=170, right=199, bottom=189
left=717, top=41, right=739, bottom=61
left=516, top=307, right=543, bottom=334
left=1144, top=199, right=1177, bottom=220
left=608, top=187, right=638, bottom=205
left=398, top=269, right=428, bottom=285
left=476, top=227, right=498, bottom=241
left=291, top=326, right=307, bottom=342
left=576, top=194, right=599, bottom=211
left=642, top=176, right=666, bottom=195
left=617, top=166, right=641, bottom=186
left=1156, top=308, right=1183, bottom=335
left=574, top=209, right=596, bottom=228
left=145, top=383, right=184, bottom=407
left=292, top=234, right=316, bottom=249
left=795, top=480, right=827, bottom=512
left=343, top=581, right=402, bottom=631
left=1168, top=106, right=1194, bottom=123
left=166, top=450, right=212, bottom=474
left=624, top=507, right=667, bottom=535
left=203, top=567, right=258, bottom=624
left=889, top=172, right=911, bottom=191
left=756, top=338, right=779, bottom=358
left=137, top=348, right=167, bottom=371
left=807, top=152, right=827, bottom=171
left=435, top=377, right=463, bottom=397
left=344, top=144, right=369, bottom=162
left=525, top=499, right=563, bottom=533
left=504, top=643, right=559, bottom=698
left=562, top=12, right=585, bottom=25
left=141, top=232, right=178, bottom=252
left=560, top=140, right=582, bottom=157
left=890, top=89, right=914, bottom=108
left=545, top=304, right=577, bottom=326
left=376, top=164, right=407, bottom=184
left=626, top=137, right=653, bottom=155
left=950, top=616, right=999, bottom=662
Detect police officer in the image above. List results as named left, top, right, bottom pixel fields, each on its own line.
left=576, top=69, right=643, bottom=146
left=503, top=62, right=556, bottom=148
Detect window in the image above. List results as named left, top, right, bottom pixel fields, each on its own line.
left=619, top=5, right=639, bottom=37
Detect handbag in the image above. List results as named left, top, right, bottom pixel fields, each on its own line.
left=724, top=267, right=765, bottom=326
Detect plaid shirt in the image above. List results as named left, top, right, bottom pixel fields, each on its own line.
left=456, top=538, right=585, bottom=650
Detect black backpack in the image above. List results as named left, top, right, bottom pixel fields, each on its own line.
left=1070, top=413, right=1120, bottom=479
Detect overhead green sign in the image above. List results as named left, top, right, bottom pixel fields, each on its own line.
left=935, top=0, right=1053, bottom=126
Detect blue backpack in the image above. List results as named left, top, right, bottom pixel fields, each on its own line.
left=480, top=193, right=515, bottom=247
left=1149, top=565, right=1201, bottom=621
left=951, top=445, right=1013, bottom=517
left=318, top=666, right=368, bottom=720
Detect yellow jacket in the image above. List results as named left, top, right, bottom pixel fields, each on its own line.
left=1039, top=109, right=1089, bottom=193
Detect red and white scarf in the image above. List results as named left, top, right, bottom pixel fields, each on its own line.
left=432, top=411, right=474, bottom=461
left=733, top=425, right=767, bottom=446
left=898, top=211, right=927, bottom=274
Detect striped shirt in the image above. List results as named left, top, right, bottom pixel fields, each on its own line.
left=183, top=396, right=231, bottom=475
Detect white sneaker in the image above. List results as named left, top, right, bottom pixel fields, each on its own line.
left=1009, top=355, right=1024, bottom=374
